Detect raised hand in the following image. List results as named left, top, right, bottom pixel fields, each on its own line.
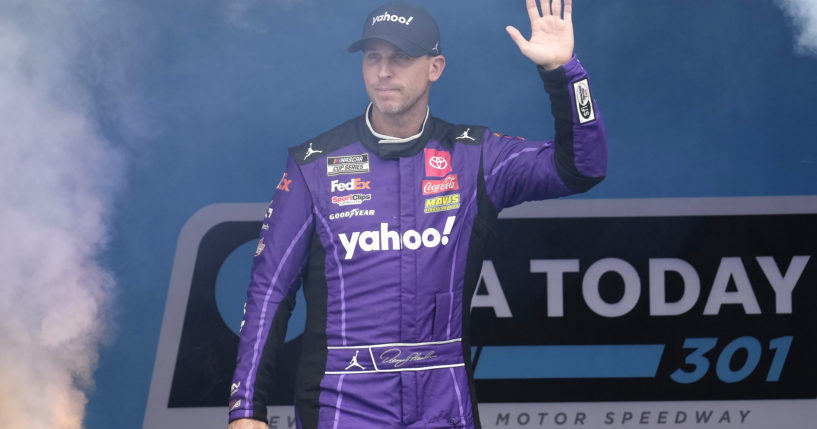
left=506, top=0, right=574, bottom=70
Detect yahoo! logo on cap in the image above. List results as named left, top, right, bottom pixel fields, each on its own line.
left=372, top=11, right=414, bottom=26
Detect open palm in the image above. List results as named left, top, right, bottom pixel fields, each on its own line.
left=507, top=0, right=574, bottom=70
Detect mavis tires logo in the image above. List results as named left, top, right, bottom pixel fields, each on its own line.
left=337, top=216, right=455, bottom=260
left=424, top=193, right=460, bottom=213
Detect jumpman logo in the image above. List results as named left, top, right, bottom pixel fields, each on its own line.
left=456, top=128, right=475, bottom=141
left=345, top=350, right=365, bottom=370
left=432, top=41, right=440, bottom=55
left=304, top=142, right=322, bottom=160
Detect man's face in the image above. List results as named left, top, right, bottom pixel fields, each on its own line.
left=362, top=39, right=444, bottom=117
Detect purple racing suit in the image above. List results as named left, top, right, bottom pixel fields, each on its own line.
left=229, top=55, right=607, bottom=428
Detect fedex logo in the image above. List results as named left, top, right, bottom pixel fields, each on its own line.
left=331, top=178, right=371, bottom=193
left=424, top=148, right=452, bottom=177
left=338, top=216, right=456, bottom=260
left=277, top=172, right=292, bottom=192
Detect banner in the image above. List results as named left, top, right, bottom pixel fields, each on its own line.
left=144, top=197, right=817, bottom=428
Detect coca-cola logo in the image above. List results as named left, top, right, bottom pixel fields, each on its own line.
left=424, top=148, right=452, bottom=177
left=422, top=174, right=459, bottom=195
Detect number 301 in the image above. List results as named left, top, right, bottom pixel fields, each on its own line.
left=670, top=336, right=792, bottom=384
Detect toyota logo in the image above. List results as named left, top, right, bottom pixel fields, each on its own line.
left=429, top=156, right=447, bottom=170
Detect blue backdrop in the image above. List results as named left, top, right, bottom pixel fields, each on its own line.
left=83, top=1, right=817, bottom=427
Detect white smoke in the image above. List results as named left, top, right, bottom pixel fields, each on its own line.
left=224, top=0, right=260, bottom=29
left=224, top=0, right=310, bottom=30
left=0, top=1, right=127, bottom=428
left=775, top=0, right=817, bottom=55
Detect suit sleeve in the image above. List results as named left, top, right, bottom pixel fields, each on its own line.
left=483, top=54, right=608, bottom=210
left=229, top=155, right=315, bottom=423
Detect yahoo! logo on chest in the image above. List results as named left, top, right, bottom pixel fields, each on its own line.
left=425, top=148, right=452, bottom=177
left=337, top=216, right=456, bottom=260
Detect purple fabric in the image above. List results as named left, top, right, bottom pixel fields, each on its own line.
left=565, top=56, right=608, bottom=179
left=483, top=55, right=606, bottom=209
left=229, top=55, right=607, bottom=427
left=314, top=209, right=349, bottom=346
left=331, top=375, right=344, bottom=429
left=230, top=157, right=315, bottom=422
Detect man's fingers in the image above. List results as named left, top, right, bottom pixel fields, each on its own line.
left=526, top=0, right=541, bottom=23
left=505, top=25, right=528, bottom=50
left=564, top=0, right=572, bottom=21
left=551, top=0, right=561, bottom=18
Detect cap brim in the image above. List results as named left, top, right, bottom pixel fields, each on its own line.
left=347, top=35, right=428, bottom=57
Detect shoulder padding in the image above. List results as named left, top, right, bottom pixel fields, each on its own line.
left=446, top=124, right=488, bottom=147
left=289, top=116, right=361, bottom=166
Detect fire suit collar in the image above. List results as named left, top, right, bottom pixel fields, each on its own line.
left=358, top=103, right=437, bottom=159
left=365, top=102, right=430, bottom=144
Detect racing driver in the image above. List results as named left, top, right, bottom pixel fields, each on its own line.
left=229, top=0, right=607, bottom=428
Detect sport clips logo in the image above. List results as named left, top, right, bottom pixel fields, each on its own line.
left=337, top=216, right=455, bottom=260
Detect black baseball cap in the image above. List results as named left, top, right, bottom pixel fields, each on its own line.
left=348, top=1, right=441, bottom=57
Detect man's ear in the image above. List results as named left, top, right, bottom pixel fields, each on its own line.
left=428, top=55, right=446, bottom=82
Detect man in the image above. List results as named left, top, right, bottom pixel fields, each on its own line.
left=229, top=0, right=606, bottom=427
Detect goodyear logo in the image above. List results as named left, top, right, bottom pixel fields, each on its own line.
left=424, top=193, right=460, bottom=213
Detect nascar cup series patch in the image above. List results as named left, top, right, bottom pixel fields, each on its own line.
left=327, top=154, right=370, bottom=176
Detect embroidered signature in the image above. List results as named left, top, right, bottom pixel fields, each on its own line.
left=379, top=349, right=437, bottom=368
